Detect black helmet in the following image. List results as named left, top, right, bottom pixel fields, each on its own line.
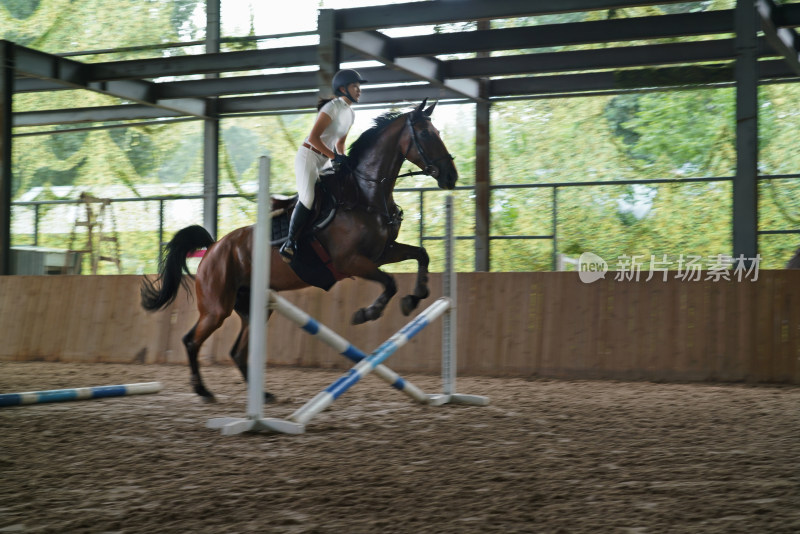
left=332, top=69, right=367, bottom=102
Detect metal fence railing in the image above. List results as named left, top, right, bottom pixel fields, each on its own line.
left=11, top=174, right=800, bottom=273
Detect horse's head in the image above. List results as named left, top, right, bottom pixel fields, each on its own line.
left=400, top=99, right=458, bottom=190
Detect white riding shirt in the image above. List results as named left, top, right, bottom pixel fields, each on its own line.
left=312, top=98, right=355, bottom=154
left=294, top=97, right=355, bottom=207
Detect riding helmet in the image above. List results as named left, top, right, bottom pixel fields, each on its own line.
left=332, top=69, right=368, bottom=95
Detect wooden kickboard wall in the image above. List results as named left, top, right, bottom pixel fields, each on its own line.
left=1, top=272, right=798, bottom=384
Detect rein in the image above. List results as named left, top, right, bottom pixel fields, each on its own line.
left=347, top=111, right=451, bottom=227
left=401, top=115, right=454, bottom=179
left=356, top=113, right=454, bottom=183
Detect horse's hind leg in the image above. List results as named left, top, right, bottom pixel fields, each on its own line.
left=230, top=300, right=276, bottom=404
left=183, top=311, right=228, bottom=402
left=379, top=241, right=430, bottom=315
left=229, top=322, right=248, bottom=379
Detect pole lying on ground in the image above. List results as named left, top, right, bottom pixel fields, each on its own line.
left=0, top=382, right=162, bottom=407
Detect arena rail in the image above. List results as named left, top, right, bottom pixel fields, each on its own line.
left=207, top=157, right=487, bottom=436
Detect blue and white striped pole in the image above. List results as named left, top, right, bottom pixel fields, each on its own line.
left=269, top=292, right=429, bottom=404
left=0, top=382, right=162, bottom=407
left=288, top=297, right=451, bottom=426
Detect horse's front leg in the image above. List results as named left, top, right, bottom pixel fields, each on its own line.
left=339, top=255, right=398, bottom=325
left=379, top=241, right=430, bottom=316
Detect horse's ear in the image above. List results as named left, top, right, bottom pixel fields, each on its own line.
left=424, top=101, right=437, bottom=116
left=415, top=98, right=428, bottom=114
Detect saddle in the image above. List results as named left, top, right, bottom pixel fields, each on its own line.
left=269, top=172, right=356, bottom=246
left=270, top=176, right=351, bottom=291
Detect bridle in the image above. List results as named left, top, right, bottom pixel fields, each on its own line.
left=348, top=111, right=451, bottom=226
left=399, top=114, right=454, bottom=179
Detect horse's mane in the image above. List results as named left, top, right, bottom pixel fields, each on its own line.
left=346, top=110, right=407, bottom=167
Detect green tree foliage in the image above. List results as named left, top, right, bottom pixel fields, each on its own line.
left=4, top=0, right=798, bottom=273
left=4, top=0, right=205, bottom=201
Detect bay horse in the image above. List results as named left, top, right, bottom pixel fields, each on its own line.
left=141, top=99, right=457, bottom=402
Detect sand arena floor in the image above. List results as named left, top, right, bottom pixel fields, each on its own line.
left=0, top=361, right=798, bottom=533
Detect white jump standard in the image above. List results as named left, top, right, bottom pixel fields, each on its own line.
left=207, top=156, right=302, bottom=436
left=426, top=195, right=489, bottom=407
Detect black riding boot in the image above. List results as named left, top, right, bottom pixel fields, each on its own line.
left=279, top=202, right=313, bottom=263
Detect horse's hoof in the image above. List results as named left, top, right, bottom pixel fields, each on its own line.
left=264, top=392, right=277, bottom=404
left=401, top=295, right=420, bottom=316
left=352, top=308, right=368, bottom=325
left=194, top=383, right=217, bottom=403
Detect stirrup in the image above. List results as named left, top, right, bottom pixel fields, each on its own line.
left=279, top=240, right=296, bottom=263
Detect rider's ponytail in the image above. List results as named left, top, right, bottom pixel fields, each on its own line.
left=317, top=97, right=334, bottom=111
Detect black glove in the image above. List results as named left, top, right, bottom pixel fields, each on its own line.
left=331, top=153, right=349, bottom=173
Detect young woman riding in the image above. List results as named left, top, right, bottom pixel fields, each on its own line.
left=279, top=68, right=367, bottom=262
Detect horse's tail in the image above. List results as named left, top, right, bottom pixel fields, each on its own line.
left=140, top=225, right=215, bottom=311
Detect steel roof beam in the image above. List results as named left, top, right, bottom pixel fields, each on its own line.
left=15, top=38, right=779, bottom=96
left=16, top=64, right=420, bottom=96
left=17, top=58, right=799, bottom=128
left=156, top=66, right=420, bottom=99
left=446, top=40, right=732, bottom=78
left=341, top=31, right=480, bottom=100
left=757, top=0, right=800, bottom=77
left=14, top=77, right=74, bottom=92
left=219, top=85, right=463, bottom=114
left=158, top=72, right=318, bottom=99
left=8, top=41, right=208, bottom=117
left=393, top=11, right=735, bottom=57
left=771, top=2, right=800, bottom=27
left=489, top=59, right=797, bottom=97
left=334, top=0, right=697, bottom=31
left=14, top=84, right=465, bottom=127
left=14, top=105, right=185, bottom=127
left=87, top=46, right=326, bottom=80
left=445, top=38, right=777, bottom=78
left=16, top=7, right=800, bottom=89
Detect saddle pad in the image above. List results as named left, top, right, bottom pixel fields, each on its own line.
left=270, top=211, right=291, bottom=245
left=288, top=235, right=339, bottom=291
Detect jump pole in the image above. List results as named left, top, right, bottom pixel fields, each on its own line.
left=267, top=195, right=487, bottom=432
left=268, top=292, right=430, bottom=404
left=207, top=156, right=301, bottom=436
left=427, top=194, right=489, bottom=407
left=285, top=296, right=452, bottom=428
left=0, top=382, right=162, bottom=407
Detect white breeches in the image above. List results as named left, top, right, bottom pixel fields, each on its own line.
left=294, top=146, right=329, bottom=208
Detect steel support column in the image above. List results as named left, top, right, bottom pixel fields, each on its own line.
left=474, top=20, right=491, bottom=272
left=318, top=9, right=339, bottom=98
left=733, top=0, right=758, bottom=262
left=203, top=0, right=220, bottom=238
left=0, top=42, right=13, bottom=275
left=475, top=91, right=491, bottom=272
